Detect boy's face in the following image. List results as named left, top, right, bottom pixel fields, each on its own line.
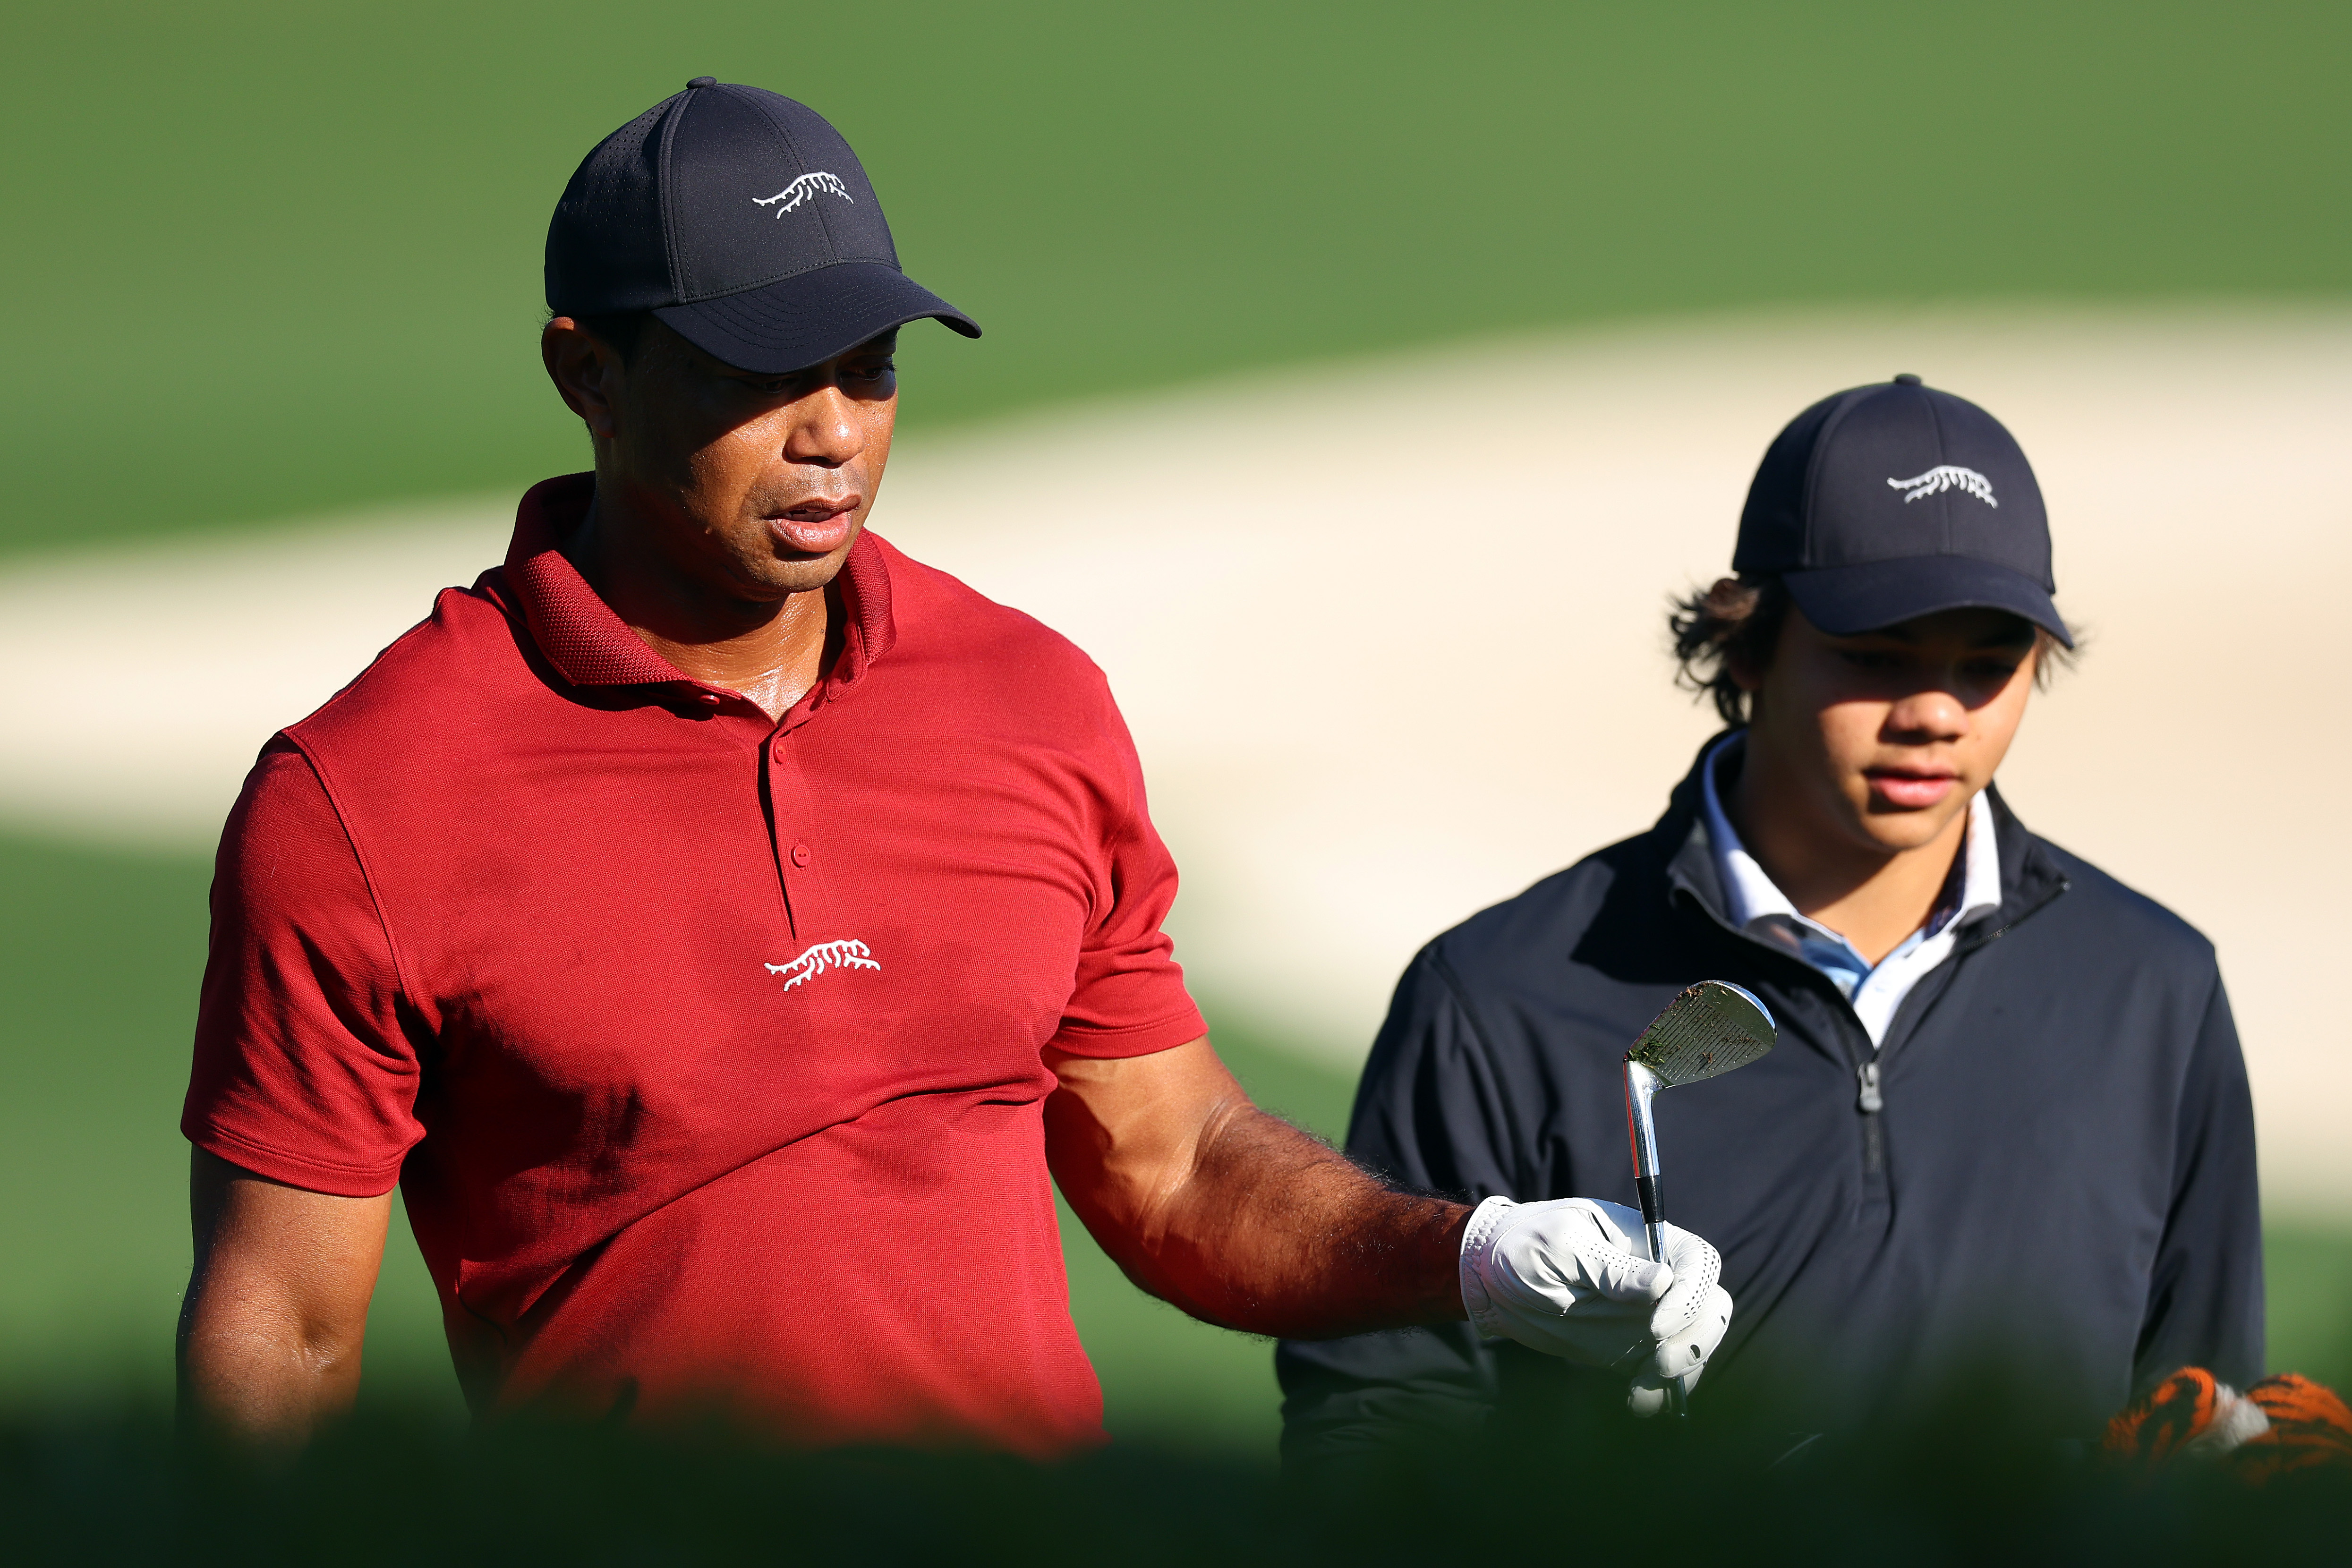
left=1738, top=605, right=2041, bottom=858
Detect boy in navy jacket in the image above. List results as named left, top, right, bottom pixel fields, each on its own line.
left=1278, top=377, right=2261, bottom=1467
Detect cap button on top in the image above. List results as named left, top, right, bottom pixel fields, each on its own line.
left=1893, top=373, right=1922, bottom=385
left=686, top=76, right=717, bottom=89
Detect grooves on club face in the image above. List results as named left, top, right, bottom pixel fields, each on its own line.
left=1624, top=980, right=1777, bottom=1087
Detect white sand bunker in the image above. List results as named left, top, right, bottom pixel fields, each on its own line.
left=1, top=305, right=2346, bottom=1211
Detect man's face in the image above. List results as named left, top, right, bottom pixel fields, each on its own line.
left=1738, top=605, right=2040, bottom=856
left=551, top=318, right=899, bottom=600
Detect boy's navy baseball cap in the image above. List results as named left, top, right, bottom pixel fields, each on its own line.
left=1733, top=375, right=2071, bottom=647
left=545, top=78, right=979, bottom=374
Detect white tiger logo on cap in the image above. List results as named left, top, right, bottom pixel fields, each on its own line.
left=753, top=171, right=853, bottom=217
left=1888, top=466, right=1998, bottom=508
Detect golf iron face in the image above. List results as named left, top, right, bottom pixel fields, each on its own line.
left=1622, top=979, right=1777, bottom=1415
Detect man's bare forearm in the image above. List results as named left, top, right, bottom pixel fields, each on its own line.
left=1146, top=1099, right=1472, bottom=1338
left=179, top=1149, right=389, bottom=1447
left=1044, top=1042, right=1472, bottom=1339
left=178, top=1276, right=366, bottom=1444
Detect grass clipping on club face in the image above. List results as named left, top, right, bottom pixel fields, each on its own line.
left=1625, top=981, right=1776, bottom=1087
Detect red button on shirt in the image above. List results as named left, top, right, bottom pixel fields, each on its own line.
left=182, top=473, right=1205, bottom=1456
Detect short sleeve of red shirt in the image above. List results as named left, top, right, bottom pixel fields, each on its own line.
left=182, top=739, right=423, bottom=1197
left=1045, top=682, right=1207, bottom=1060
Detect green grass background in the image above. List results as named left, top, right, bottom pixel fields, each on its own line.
left=1, top=2, right=2347, bottom=1456
left=5, top=1, right=2351, bottom=555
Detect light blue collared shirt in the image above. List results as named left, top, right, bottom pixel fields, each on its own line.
left=1700, top=734, right=2001, bottom=1048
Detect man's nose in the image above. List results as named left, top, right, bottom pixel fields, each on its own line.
left=782, top=384, right=863, bottom=467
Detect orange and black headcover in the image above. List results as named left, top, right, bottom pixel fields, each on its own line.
left=2104, top=1366, right=2352, bottom=1483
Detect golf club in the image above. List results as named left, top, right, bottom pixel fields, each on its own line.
left=1623, top=979, right=1777, bottom=1415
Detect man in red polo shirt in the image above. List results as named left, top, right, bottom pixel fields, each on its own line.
left=178, top=80, right=1734, bottom=1454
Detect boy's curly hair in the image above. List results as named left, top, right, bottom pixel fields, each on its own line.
left=1669, top=576, right=1792, bottom=725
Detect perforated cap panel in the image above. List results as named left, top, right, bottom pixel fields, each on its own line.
left=545, top=94, right=681, bottom=314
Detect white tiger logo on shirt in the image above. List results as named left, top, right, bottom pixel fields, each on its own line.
left=764, top=939, right=880, bottom=991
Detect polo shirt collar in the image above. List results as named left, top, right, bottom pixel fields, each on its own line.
left=501, top=472, right=898, bottom=693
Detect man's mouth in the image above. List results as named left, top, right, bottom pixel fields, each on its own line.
left=1863, top=766, right=1960, bottom=810
left=764, top=496, right=861, bottom=555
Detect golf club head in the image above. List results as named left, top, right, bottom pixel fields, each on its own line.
left=1623, top=978, right=1780, bottom=1213
left=1625, top=980, right=1777, bottom=1089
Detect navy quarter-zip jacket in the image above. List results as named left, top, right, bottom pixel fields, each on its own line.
left=1277, top=739, right=2261, bottom=1459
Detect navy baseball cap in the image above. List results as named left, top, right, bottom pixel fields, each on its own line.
left=1733, top=375, right=2071, bottom=647
left=545, top=78, right=979, bottom=374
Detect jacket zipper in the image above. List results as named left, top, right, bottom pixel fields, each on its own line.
left=1846, top=880, right=2068, bottom=1178
left=1857, top=1059, right=1885, bottom=1175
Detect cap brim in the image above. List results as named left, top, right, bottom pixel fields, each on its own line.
left=1784, top=556, right=2073, bottom=648
left=653, top=261, right=980, bottom=375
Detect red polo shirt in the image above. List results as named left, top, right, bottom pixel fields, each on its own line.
left=183, top=473, right=1205, bottom=1456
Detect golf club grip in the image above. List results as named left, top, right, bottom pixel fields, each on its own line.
left=1638, top=1192, right=1690, bottom=1420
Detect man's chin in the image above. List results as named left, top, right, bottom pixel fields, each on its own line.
left=748, top=527, right=861, bottom=596
left=747, top=557, right=849, bottom=598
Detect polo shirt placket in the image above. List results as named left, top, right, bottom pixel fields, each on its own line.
left=762, top=672, right=848, bottom=950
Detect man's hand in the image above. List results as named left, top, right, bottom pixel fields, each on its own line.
left=1458, top=1195, right=1733, bottom=1415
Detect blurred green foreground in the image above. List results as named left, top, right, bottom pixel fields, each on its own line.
left=5, top=1399, right=2348, bottom=1567
left=2, top=832, right=2347, bottom=1458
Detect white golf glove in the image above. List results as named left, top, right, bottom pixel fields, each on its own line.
left=1458, top=1195, right=1733, bottom=1417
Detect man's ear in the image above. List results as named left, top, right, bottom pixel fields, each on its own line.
left=541, top=317, right=624, bottom=442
